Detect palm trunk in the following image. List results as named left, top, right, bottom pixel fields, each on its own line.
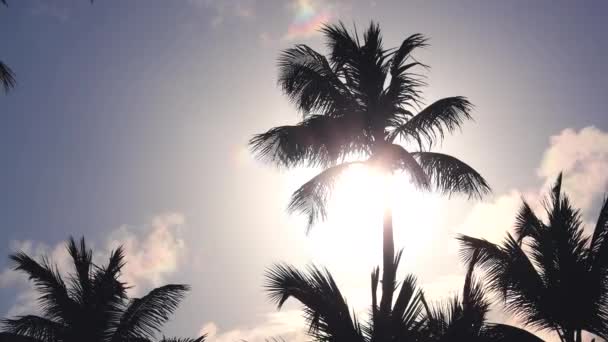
left=379, top=204, right=395, bottom=315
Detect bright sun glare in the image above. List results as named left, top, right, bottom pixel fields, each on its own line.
left=289, top=164, right=440, bottom=273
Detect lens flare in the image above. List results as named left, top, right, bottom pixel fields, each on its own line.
left=286, top=0, right=332, bottom=39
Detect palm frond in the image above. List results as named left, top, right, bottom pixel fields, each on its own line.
left=480, top=324, right=544, bottom=342
left=93, top=245, right=128, bottom=340
left=278, top=44, right=353, bottom=116
left=458, top=234, right=549, bottom=330
left=264, top=264, right=363, bottom=342
left=112, top=285, right=190, bottom=341
left=514, top=201, right=543, bottom=244
left=389, top=97, right=473, bottom=149
left=320, top=22, right=361, bottom=69
left=391, top=274, right=425, bottom=335
left=411, top=152, right=490, bottom=199
left=590, top=195, right=608, bottom=258
left=1, top=61, right=16, bottom=93
left=10, top=253, right=76, bottom=323
left=287, top=162, right=361, bottom=232
left=157, top=336, right=206, bottom=342
left=66, top=237, right=93, bottom=306
left=249, top=113, right=371, bottom=168
left=2, top=315, right=64, bottom=342
left=375, top=144, right=430, bottom=189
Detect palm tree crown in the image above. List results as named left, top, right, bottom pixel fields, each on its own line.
left=1, top=237, right=204, bottom=342
left=250, top=22, right=489, bottom=230
left=459, top=173, right=608, bottom=342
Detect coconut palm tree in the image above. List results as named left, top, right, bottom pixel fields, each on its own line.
left=250, top=21, right=490, bottom=327
left=265, top=250, right=427, bottom=342
left=422, top=250, right=543, bottom=342
left=1, top=237, right=204, bottom=342
left=458, top=173, right=608, bottom=342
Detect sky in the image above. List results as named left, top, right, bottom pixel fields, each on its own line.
left=1, top=0, right=608, bottom=341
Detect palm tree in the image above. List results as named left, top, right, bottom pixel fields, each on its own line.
left=250, top=21, right=490, bottom=327
left=265, top=251, right=428, bottom=342
left=422, top=250, right=543, bottom=342
left=1, top=237, right=205, bottom=342
left=458, top=173, right=608, bottom=342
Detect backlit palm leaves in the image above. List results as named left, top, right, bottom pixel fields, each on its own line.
left=422, top=250, right=542, bottom=342
left=0, top=237, right=204, bottom=342
left=250, top=22, right=489, bottom=229
left=250, top=22, right=489, bottom=338
left=459, top=174, right=608, bottom=342
left=265, top=251, right=426, bottom=342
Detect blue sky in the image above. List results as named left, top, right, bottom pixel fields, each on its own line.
left=1, top=1, right=608, bottom=341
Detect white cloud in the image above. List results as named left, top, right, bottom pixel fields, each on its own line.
left=455, top=126, right=608, bottom=244
left=200, top=311, right=307, bottom=342
left=0, top=213, right=188, bottom=316
left=538, top=126, right=608, bottom=210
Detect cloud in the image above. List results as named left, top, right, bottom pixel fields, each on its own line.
left=454, top=126, right=608, bottom=244
left=0, top=213, right=188, bottom=316
left=200, top=311, right=307, bottom=342
left=538, top=126, right=608, bottom=210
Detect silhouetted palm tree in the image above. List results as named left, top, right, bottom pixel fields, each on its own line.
left=422, top=250, right=542, bottom=342
left=459, top=173, right=608, bottom=342
left=250, top=21, right=489, bottom=327
left=1, top=237, right=204, bottom=342
left=265, top=251, right=427, bottom=342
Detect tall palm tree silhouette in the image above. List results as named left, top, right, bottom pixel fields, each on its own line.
left=459, top=173, right=608, bottom=342
left=250, top=21, right=490, bottom=325
left=1, top=237, right=204, bottom=342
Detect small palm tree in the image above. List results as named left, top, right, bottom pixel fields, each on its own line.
left=250, top=21, right=489, bottom=326
left=265, top=251, right=427, bottom=342
left=1, top=237, right=204, bottom=342
left=422, top=250, right=542, bottom=342
left=459, top=173, right=608, bottom=342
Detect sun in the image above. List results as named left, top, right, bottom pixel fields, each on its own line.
left=288, top=164, right=440, bottom=271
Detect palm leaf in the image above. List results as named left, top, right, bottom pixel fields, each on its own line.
left=112, top=284, right=190, bottom=341
left=287, top=162, right=361, bottom=232
left=278, top=44, right=353, bottom=116
left=1, top=61, right=16, bottom=93
left=411, top=152, right=490, bottom=199
left=389, top=97, right=473, bottom=149
left=157, top=336, right=206, bottom=342
left=375, top=144, right=429, bottom=189
left=265, top=264, right=363, bottom=342
left=249, top=113, right=371, bottom=168
left=514, top=201, right=543, bottom=244
left=66, top=237, right=93, bottom=306
left=2, top=315, right=64, bottom=342
left=10, top=253, right=76, bottom=323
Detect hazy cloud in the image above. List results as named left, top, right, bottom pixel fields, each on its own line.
left=200, top=311, right=306, bottom=342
